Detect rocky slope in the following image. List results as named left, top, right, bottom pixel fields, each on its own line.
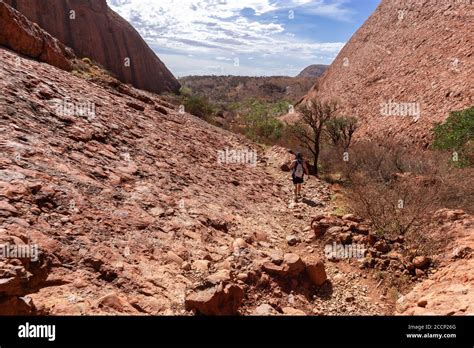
left=304, top=0, right=473, bottom=146
left=297, top=65, right=329, bottom=78
left=0, top=44, right=394, bottom=315
left=4, top=0, right=180, bottom=94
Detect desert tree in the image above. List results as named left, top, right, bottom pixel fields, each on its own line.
left=292, top=98, right=338, bottom=176
left=325, top=116, right=358, bottom=152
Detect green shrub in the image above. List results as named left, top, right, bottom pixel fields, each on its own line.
left=179, top=85, right=193, bottom=97
left=182, top=94, right=214, bottom=120
left=432, top=106, right=474, bottom=167
left=254, top=117, right=284, bottom=142
left=242, top=99, right=285, bottom=143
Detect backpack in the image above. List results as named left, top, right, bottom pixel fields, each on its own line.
left=293, top=159, right=304, bottom=178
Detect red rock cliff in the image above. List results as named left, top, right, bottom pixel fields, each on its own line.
left=304, top=0, right=473, bottom=146
left=5, top=0, right=180, bottom=94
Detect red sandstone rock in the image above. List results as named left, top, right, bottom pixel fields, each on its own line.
left=304, top=256, right=327, bottom=286
left=302, top=0, right=473, bottom=146
left=5, top=0, right=180, bottom=94
left=0, top=2, right=73, bottom=71
left=185, top=283, right=244, bottom=316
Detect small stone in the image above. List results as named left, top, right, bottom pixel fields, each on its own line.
left=286, top=235, right=299, bottom=246
left=253, top=303, right=278, bottom=315
left=327, top=226, right=342, bottom=234
left=266, top=250, right=284, bottom=265
left=342, top=214, right=361, bottom=222
left=415, top=268, right=425, bottom=278
left=417, top=299, right=428, bottom=308
left=181, top=262, right=191, bottom=271
left=284, top=253, right=305, bottom=276
left=0, top=201, right=18, bottom=217
left=236, top=272, right=248, bottom=282
left=232, top=238, right=248, bottom=251
left=207, top=269, right=231, bottom=284
left=412, top=256, right=430, bottom=269
left=338, top=232, right=352, bottom=245
left=149, top=207, right=165, bottom=217
left=192, top=260, right=210, bottom=272
left=97, top=293, right=126, bottom=311
left=253, top=231, right=268, bottom=242
left=282, top=307, right=306, bottom=316
left=166, top=251, right=184, bottom=266
left=345, top=295, right=355, bottom=302
left=374, top=240, right=390, bottom=253
left=262, top=262, right=287, bottom=277
left=304, top=256, right=327, bottom=286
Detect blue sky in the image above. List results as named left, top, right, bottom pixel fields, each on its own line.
left=107, top=0, right=381, bottom=77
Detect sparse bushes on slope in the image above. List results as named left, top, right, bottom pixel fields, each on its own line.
left=328, top=141, right=473, bottom=243
left=343, top=145, right=428, bottom=235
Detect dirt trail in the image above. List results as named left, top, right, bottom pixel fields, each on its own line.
left=235, top=147, right=393, bottom=315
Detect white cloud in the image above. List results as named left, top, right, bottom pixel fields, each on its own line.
left=107, top=0, right=349, bottom=76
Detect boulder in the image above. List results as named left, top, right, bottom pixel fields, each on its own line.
left=311, top=219, right=331, bottom=238
left=304, top=256, right=327, bottom=286
left=185, top=283, right=244, bottom=315
left=284, top=253, right=305, bottom=276
left=412, top=256, right=430, bottom=269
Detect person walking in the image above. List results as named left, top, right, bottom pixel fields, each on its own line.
left=289, top=152, right=309, bottom=201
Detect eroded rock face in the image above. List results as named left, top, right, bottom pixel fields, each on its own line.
left=5, top=0, right=180, bottom=94
left=396, top=212, right=474, bottom=315
left=0, top=2, right=74, bottom=71
left=0, top=228, right=51, bottom=314
left=303, top=0, right=473, bottom=146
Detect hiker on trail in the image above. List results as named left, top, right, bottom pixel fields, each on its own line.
left=289, top=152, right=309, bottom=201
